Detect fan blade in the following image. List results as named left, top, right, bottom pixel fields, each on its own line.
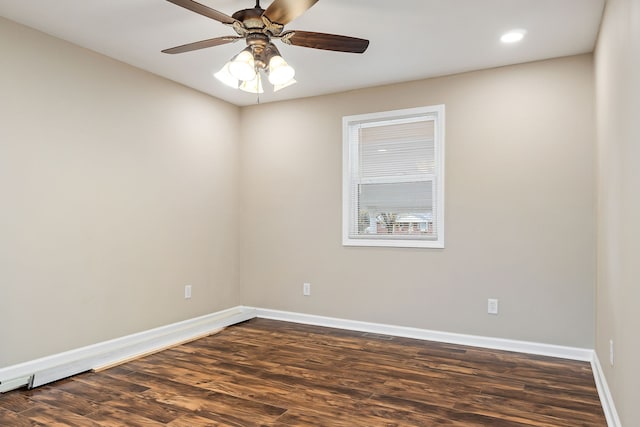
left=263, top=0, right=319, bottom=25
left=282, top=31, right=369, bottom=53
left=162, top=36, right=240, bottom=54
left=166, top=0, right=237, bottom=25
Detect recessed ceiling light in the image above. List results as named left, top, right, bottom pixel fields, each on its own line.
left=500, top=30, right=526, bottom=44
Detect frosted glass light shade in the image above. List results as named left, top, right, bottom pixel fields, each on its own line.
left=268, top=55, right=295, bottom=85
left=214, top=63, right=239, bottom=88
left=229, top=50, right=256, bottom=81
left=239, top=74, right=264, bottom=94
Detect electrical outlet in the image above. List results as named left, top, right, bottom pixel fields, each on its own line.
left=303, top=282, right=311, bottom=296
left=184, top=285, right=192, bottom=299
left=609, top=339, right=614, bottom=366
left=487, top=298, right=499, bottom=315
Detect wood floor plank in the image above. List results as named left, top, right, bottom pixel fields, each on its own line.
left=85, top=406, right=167, bottom=426
left=20, top=403, right=103, bottom=426
left=0, top=318, right=606, bottom=426
left=166, top=412, right=243, bottom=427
left=28, top=388, right=101, bottom=416
left=0, top=388, right=35, bottom=413
left=109, top=371, right=287, bottom=425
left=0, top=407, right=34, bottom=427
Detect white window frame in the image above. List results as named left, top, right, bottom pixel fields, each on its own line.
left=342, top=105, right=445, bottom=248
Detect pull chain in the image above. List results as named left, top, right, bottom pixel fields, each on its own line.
left=256, top=72, right=261, bottom=104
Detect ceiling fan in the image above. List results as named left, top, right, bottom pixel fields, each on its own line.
left=162, top=0, right=370, bottom=93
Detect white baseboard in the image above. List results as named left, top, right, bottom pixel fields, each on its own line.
left=591, top=353, right=622, bottom=427
left=0, top=306, right=256, bottom=393
left=249, top=307, right=594, bottom=361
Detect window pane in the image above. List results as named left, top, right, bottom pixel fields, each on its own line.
left=356, top=181, right=435, bottom=237
left=359, top=120, right=434, bottom=178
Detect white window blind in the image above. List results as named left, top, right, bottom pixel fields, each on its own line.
left=343, top=105, right=445, bottom=248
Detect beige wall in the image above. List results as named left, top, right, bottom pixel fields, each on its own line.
left=595, top=0, right=640, bottom=424
left=239, top=55, right=596, bottom=348
left=0, top=18, right=242, bottom=367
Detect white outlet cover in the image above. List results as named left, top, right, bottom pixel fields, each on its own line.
left=488, top=298, right=499, bottom=315
left=609, top=339, right=614, bottom=366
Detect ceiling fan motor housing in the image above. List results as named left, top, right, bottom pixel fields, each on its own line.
left=232, top=7, right=264, bottom=29
left=230, top=6, right=288, bottom=70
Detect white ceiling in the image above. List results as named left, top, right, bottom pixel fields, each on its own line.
left=0, top=0, right=604, bottom=106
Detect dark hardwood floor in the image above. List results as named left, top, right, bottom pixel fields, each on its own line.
left=0, top=318, right=606, bottom=426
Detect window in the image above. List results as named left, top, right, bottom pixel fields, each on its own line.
left=342, top=105, right=445, bottom=248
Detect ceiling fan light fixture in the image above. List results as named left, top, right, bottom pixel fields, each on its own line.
left=228, top=49, right=257, bottom=81
left=163, top=0, right=371, bottom=96
left=214, top=63, right=240, bottom=88
left=267, top=55, right=295, bottom=86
